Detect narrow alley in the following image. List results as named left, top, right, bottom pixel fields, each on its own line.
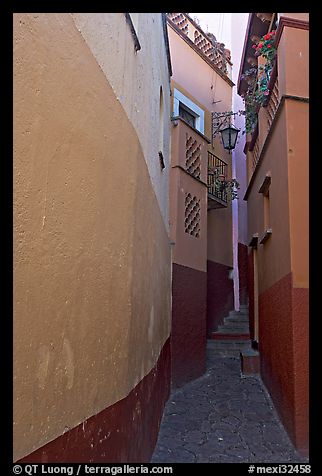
left=152, top=351, right=308, bottom=464
left=13, top=12, right=309, bottom=466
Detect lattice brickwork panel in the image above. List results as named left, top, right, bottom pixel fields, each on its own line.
left=185, top=134, right=201, bottom=179
left=184, top=193, right=201, bottom=238
left=194, top=31, right=228, bottom=74
left=194, top=31, right=213, bottom=58
left=168, top=13, right=189, bottom=34
left=213, top=50, right=227, bottom=73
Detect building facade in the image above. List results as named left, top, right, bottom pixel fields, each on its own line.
left=167, top=13, right=235, bottom=388
left=238, top=12, right=309, bottom=455
left=14, top=13, right=172, bottom=462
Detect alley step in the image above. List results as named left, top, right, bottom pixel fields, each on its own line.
left=228, top=310, right=249, bottom=318
left=218, top=321, right=250, bottom=332
left=210, top=331, right=250, bottom=340
left=207, top=306, right=250, bottom=355
left=239, top=304, right=249, bottom=310
left=224, top=315, right=249, bottom=324
left=207, top=339, right=252, bottom=356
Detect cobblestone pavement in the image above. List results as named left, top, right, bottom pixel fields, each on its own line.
left=151, top=351, right=308, bottom=463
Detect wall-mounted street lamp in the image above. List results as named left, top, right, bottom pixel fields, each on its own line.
left=219, top=124, right=240, bottom=151
left=212, top=111, right=241, bottom=152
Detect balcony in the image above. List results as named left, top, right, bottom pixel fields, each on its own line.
left=246, top=63, right=280, bottom=183
left=171, top=116, right=209, bottom=183
left=207, top=151, right=228, bottom=209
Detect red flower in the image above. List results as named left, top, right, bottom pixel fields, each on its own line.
left=252, top=44, right=256, bottom=49
left=270, top=30, right=276, bottom=35
left=264, top=34, right=270, bottom=40
left=258, top=42, right=263, bottom=48
left=267, top=44, right=271, bottom=48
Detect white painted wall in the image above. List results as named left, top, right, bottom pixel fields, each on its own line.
left=190, top=13, right=232, bottom=50
left=231, top=13, right=249, bottom=246
left=71, top=13, right=171, bottom=232
left=231, top=13, right=249, bottom=309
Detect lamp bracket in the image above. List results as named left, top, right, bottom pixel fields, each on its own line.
left=212, top=111, right=236, bottom=138
left=211, top=110, right=244, bottom=148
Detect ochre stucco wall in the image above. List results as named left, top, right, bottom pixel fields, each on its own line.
left=14, top=13, right=171, bottom=461
left=71, top=13, right=171, bottom=231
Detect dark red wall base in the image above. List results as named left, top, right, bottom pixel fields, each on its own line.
left=238, top=242, right=249, bottom=306
left=259, top=273, right=308, bottom=455
left=18, top=338, right=171, bottom=463
left=207, top=259, right=234, bottom=336
left=171, top=263, right=207, bottom=389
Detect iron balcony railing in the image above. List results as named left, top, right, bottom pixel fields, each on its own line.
left=207, top=151, right=228, bottom=205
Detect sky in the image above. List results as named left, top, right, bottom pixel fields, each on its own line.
left=190, top=13, right=232, bottom=50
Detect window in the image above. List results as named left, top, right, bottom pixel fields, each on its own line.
left=179, top=103, right=197, bottom=128
left=173, top=88, right=205, bottom=134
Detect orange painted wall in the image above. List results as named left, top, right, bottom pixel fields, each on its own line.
left=277, top=26, right=309, bottom=100
left=247, top=106, right=291, bottom=294
left=286, top=100, right=309, bottom=289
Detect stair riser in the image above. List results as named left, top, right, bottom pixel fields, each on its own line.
left=224, top=316, right=249, bottom=323
left=226, top=312, right=249, bottom=317
left=207, top=344, right=252, bottom=351
left=210, top=334, right=250, bottom=341
left=218, top=325, right=249, bottom=332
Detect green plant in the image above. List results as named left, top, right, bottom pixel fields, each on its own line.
left=252, top=30, right=277, bottom=63
left=211, top=167, right=240, bottom=201
left=224, top=178, right=240, bottom=201
left=241, top=30, right=277, bottom=133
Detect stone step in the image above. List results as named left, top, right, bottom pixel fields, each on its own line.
left=217, top=325, right=250, bottom=334
left=207, top=339, right=252, bottom=350
left=219, top=321, right=250, bottom=331
left=239, top=304, right=249, bottom=310
left=224, top=314, right=249, bottom=324
left=210, top=331, right=250, bottom=340
left=208, top=350, right=242, bottom=356
left=229, top=310, right=249, bottom=318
